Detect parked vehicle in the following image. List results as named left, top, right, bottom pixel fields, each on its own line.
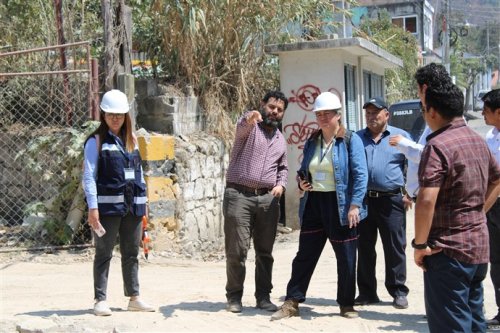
left=474, top=89, right=489, bottom=111
left=388, top=99, right=424, bottom=142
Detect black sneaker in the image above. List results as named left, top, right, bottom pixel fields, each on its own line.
left=393, top=296, right=409, bottom=309
left=256, top=299, right=278, bottom=312
left=226, top=300, right=242, bottom=313
left=354, top=295, right=380, bottom=306
left=487, top=315, right=500, bottom=329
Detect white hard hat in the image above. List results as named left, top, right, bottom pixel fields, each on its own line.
left=312, top=92, right=342, bottom=112
left=100, top=89, right=130, bottom=114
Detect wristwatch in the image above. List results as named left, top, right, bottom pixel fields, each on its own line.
left=411, top=238, right=428, bottom=250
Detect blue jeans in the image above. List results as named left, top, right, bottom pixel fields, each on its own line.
left=93, top=213, right=142, bottom=301
left=285, top=191, right=357, bottom=306
left=424, top=252, right=487, bottom=333
left=487, top=198, right=500, bottom=319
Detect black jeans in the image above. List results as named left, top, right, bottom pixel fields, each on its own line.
left=93, top=213, right=142, bottom=301
left=223, top=187, right=280, bottom=302
left=357, top=194, right=409, bottom=298
left=285, top=191, right=358, bottom=307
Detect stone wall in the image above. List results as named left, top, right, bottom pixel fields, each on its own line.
left=137, top=131, right=228, bottom=259
left=136, top=79, right=228, bottom=259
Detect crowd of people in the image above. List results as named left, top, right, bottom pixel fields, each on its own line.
left=83, top=64, right=500, bottom=332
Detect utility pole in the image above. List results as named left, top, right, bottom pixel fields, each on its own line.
left=443, top=0, right=451, bottom=74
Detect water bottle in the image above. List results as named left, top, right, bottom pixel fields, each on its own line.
left=93, top=221, right=106, bottom=237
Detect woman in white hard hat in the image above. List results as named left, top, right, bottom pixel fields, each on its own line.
left=82, top=89, right=154, bottom=316
left=271, top=91, right=368, bottom=320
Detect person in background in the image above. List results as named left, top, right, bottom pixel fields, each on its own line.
left=414, top=83, right=500, bottom=332
left=83, top=89, right=154, bottom=316
left=223, top=90, right=288, bottom=313
left=389, top=63, right=453, bottom=204
left=481, top=88, right=500, bottom=329
left=356, top=97, right=412, bottom=309
left=271, top=92, right=368, bottom=320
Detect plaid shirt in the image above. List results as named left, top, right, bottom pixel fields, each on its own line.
left=419, top=118, right=500, bottom=264
left=225, top=112, right=288, bottom=189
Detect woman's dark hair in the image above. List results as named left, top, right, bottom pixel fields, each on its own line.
left=85, top=112, right=135, bottom=152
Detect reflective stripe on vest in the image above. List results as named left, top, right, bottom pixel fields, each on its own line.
left=134, top=196, right=148, bottom=204
left=98, top=195, right=124, bottom=204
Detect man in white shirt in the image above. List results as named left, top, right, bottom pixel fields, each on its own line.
left=482, top=88, right=500, bottom=328
left=389, top=63, right=452, bottom=205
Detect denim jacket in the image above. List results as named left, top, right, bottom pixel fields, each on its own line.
left=298, top=127, right=368, bottom=226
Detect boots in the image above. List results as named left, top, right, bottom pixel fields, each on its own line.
left=270, top=299, right=299, bottom=321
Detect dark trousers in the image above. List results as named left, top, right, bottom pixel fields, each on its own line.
left=424, top=252, right=487, bottom=333
left=285, top=191, right=357, bottom=306
left=223, top=187, right=280, bottom=302
left=487, top=198, right=500, bottom=318
left=93, top=213, right=142, bottom=301
left=357, top=194, right=408, bottom=298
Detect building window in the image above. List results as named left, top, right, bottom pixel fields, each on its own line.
left=344, top=64, right=358, bottom=131
left=392, top=15, right=418, bottom=34
left=364, top=71, right=383, bottom=100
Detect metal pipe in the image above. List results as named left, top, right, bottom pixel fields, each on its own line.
left=0, top=41, right=90, bottom=58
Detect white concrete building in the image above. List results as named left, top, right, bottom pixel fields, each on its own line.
left=265, top=37, right=402, bottom=229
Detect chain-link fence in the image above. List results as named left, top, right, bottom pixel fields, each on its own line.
left=0, top=42, right=97, bottom=250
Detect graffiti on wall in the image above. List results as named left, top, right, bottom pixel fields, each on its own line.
left=285, top=84, right=341, bottom=162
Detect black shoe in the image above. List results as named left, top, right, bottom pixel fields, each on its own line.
left=226, top=300, right=242, bottom=313
left=256, top=299, right=278, bottom=312
left=393, top=296, right=408, bottom=309
left=487, top=315, right=500, bottom=329
left=354, top=295, right=380, bottom=306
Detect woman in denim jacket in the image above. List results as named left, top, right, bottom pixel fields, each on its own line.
left=272, top=92, right=368, bottom=320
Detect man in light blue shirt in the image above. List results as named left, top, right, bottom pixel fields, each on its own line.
left=355, top=97, right=412, bottom=310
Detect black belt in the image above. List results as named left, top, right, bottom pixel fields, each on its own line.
left=226, top=182, right=271, bottom=196
left=367, top=188, right=402, bottom=198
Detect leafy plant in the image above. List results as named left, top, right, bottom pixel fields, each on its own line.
left=15, top=121, right=100, bottom=245
left=354, top=10, right=419, bottom=104
left=135, top=0, right=354, bottom=141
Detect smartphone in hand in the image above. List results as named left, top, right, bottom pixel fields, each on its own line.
left=297, top=170, right=310, bottom=182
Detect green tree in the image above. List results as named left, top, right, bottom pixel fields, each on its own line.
left=354, top=10, right=419, bottom=104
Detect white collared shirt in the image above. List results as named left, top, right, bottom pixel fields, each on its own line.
left=485, top=127, right=500, bottom=167
left=394, top=126, right=432, bottom=197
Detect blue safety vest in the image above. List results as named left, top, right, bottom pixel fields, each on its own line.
left=96, top=132, right=147, bottom=217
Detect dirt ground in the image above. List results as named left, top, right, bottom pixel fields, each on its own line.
left=0, top=208, right=498, bottom=333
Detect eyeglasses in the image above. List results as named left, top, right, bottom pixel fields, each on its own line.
left=104, top=113, right=125, bottom=120
left=315, top=111, right=337, bottom=118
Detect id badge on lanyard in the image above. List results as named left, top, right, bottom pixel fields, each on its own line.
left=113, top=135, right=135, bottom=181
left=124, top=168, right=135, bottom=180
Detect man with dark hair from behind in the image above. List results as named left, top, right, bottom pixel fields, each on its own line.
left=389, top=63, right=453, bottom=203
left=414, top=83, right=500, bottom=332
left=481, top=88, right=500, bottom=328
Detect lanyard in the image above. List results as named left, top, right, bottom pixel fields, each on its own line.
left=109, top=132, right=132, bottom=167
left=320, top=133, right=334, bottom=163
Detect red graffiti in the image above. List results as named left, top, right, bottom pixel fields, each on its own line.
left=284, top=114, right=319, bottom=146
left=289, top=85, right=321, bottom=111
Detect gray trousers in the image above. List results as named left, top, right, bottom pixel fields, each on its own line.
left=487, top=198, right=500, bottom=318
left=223, top=187, right=280, bottom=302
left=93, top=213, right=142, bottom=301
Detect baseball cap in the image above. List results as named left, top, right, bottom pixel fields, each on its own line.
left=363, top=97, right=388, bottom=110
